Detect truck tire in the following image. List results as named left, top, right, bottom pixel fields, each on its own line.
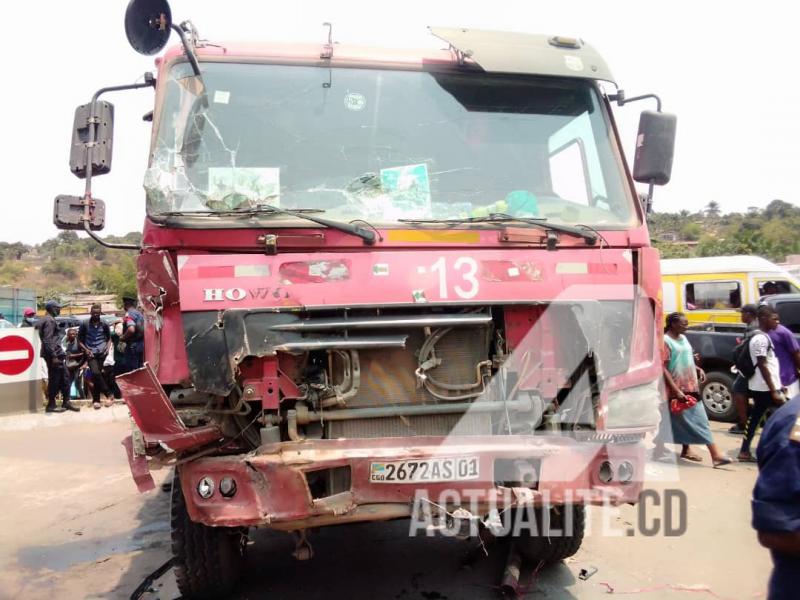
left=511, top=505, right=585, bottom=564
left=171, top=474, right=247, bottom=599
left=700, top=371, right=737, bottom=422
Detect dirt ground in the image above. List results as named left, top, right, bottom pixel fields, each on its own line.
left=0, top=416, right=770, bottom=600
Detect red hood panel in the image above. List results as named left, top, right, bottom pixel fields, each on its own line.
left=177, top=249, right=635, bottom=311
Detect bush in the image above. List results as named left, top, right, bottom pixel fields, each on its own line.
left=42, top=258, right=77, bottom=278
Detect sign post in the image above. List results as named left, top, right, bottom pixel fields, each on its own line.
left=0, top=329, right=42, bottom=414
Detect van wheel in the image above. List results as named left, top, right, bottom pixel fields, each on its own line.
left=508, top=505, right=585, bottom=563
left=171, top=473, right=247, bottom=599
left=700, top=371, right=737, bottom=422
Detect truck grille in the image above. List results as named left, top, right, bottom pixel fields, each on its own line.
left=326, top=413, right=491, bottom=439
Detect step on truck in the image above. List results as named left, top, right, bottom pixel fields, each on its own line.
left=54, top=1, right=676, bottom=596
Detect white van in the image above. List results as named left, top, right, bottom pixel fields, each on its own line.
left=661, top=255, right=800, bottom=326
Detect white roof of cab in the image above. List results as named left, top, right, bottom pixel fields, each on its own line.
left=661, top=255, right=790, bottom=276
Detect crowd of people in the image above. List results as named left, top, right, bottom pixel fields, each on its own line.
left=651, top=304, right=800, bottom=599
left=22, top=297, right=145, bottom=413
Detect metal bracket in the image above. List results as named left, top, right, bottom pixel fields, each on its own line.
left=257, top=234, right=278, bottom=255
left=321, top=22, right=333, bottom=59
left=292, top=529, right=314, bottom=560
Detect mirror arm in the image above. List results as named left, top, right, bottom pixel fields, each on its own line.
left=83, top=76, right=156, bottom=201
left=608, top=90, right=663, bottom=112
left=83, top=219, right=140, bottom=251
left=78, top=76, right=155, bottom=250
left=170, top=23, right=201, bottom=76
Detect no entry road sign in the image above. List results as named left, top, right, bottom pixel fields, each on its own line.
left=0, top=334, right=35, bottom=376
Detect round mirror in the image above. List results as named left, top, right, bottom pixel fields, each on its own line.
left=125, top=0, right=172, bottom=55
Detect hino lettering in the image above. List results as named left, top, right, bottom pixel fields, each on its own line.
left=203, top=288, right=247, bottom=302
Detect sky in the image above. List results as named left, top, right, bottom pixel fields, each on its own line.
left=0, top=0, right=797, bottom=244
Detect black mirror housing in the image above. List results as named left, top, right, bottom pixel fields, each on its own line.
left=53, top=195, right=106, bottom=230
left=70, top=101, right=114, bottom=179
left=633, top=110, right=676, bottom=185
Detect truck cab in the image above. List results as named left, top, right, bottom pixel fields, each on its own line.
left=55, top=3, right=676, bottom=597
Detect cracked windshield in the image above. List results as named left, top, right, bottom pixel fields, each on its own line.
left=147, top=62, right=635, bottom=227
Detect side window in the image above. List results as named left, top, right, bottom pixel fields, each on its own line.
left=685, top=281, right=742, bottom=310
left=549, top=141, right=589, bottom=205
left=758, top=280, right=798, bottom=296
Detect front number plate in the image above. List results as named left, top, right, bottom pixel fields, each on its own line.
left=369, top=457, right=479, bottom=484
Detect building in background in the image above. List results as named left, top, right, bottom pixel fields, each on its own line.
left=0, top=287, right=37, bottom=325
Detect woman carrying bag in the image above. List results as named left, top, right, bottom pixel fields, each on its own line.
left=653, top=312, right=733, bottom=468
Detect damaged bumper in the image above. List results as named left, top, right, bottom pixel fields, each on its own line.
left=177, top=435, right=645, bottom=529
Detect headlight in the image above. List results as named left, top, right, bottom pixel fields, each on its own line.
left=606, top=380, right=661, bottom=428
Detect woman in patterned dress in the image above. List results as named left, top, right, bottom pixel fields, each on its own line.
left=653, top=312, right=732, bottom=467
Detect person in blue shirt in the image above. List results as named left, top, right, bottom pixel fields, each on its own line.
left=752, top=394, right=800, bottom=600
left=118, top=296, right=144, bottom=373
left=78, top=303, right=112, bottom=409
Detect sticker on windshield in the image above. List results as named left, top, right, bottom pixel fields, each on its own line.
left=344, top=92, right=366, bottom=111
left=213, top=90, right=231, bottom=104
left=206, top=168, right=280, bottom=210
left=380, top=164, right=432, bottom=219
left=564, top=55, right=584, bottom=71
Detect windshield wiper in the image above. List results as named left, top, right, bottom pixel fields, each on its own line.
left=398, top=213, right=597, bottom=245
left=162, top=206, right=377, bottom=245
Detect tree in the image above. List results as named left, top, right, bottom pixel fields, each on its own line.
left=764, top=199, right=798, bottom=221
left=680, top=222, right=702, bottom=241
left=704, top=201, right=721, bottom=218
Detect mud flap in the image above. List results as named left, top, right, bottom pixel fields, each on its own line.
left=117, top=364, right=223, bottom=492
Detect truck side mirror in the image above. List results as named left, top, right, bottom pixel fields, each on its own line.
left=632, top=110, right=676, bottom=186
left=69, top=101, right=114, bottom=179
left=53, top=195, right=106, bottom=230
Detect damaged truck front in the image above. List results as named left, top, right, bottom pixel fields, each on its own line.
left=56, top=3, right=676, bottom=597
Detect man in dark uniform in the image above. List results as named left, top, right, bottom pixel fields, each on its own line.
left=39, top=300, right=79, bottom=413
left=752, top=393, right=800, bottom=599
left=119, top=296, right=144, bottom=373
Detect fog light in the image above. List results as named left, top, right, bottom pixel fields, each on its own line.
left=598, top=461, right=614, bottom=484
left=197, top=476, right=215, bottom=499
left=617, top=461, right=635, bottom=483
left=219, top=477, right=237, bottom=498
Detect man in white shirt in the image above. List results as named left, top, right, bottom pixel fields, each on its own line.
left=740, top=305, right=787, bottom=461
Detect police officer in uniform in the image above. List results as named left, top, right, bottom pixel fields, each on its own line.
left=39, top=300, right=80, bottom=413
left=118, top=296, right=144, bottom=373
left=752, top=393, right=800, bottom=599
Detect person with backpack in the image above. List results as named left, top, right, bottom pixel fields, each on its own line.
left=78, top=303, right=113, bottom=409
left=652, top=312, right=732, bottom=467
left=118, top=296, right=145, bottom=373
left=730, top=304, right=760, bottom=434
left=739, top=305, right=788, bottom=462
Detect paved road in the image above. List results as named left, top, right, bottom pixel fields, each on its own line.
left=0, top=416, right=770, bottom=600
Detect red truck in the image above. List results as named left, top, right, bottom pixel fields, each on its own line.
left=55, top=1, right=675, bottom=597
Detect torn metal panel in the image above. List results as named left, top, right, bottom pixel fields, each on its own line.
left=117, top=364, right=222, bottom=451
left=121, top=435, right=156, bottom=493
